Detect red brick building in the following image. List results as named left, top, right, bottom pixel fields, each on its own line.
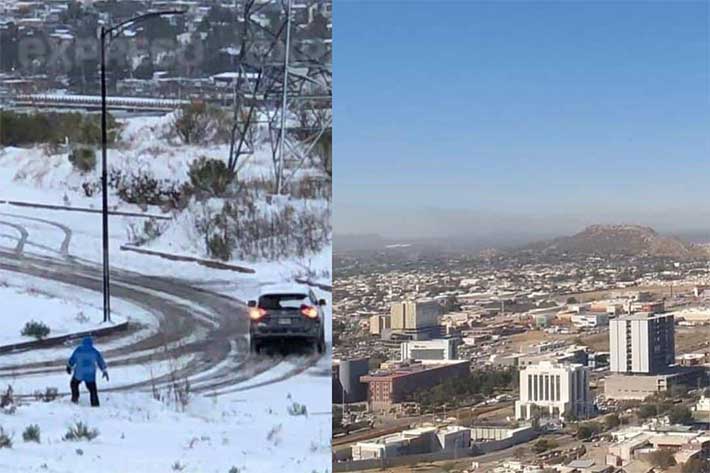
left=360, top=361, right=470, bottom=411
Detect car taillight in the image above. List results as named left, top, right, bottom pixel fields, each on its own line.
left=300, top=304, right=318, bottom=319
left=250, top=307, right=267, bottom=320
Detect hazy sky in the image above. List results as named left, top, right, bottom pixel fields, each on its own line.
left=335, top=1, right=710, bottom=240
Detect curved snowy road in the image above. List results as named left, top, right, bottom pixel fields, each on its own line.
left=0, top=213, right=320, bottom=397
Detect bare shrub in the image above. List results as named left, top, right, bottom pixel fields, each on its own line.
left=172, top=102, right=227, bottom=145
left=127, top=218, right=168, bottom=246
left=149, top=337, right=191, bottom=412
left=0, top=428, right=12, bottom=448
left=188, top=157, right=234, bottom=197
left=68, top=147, right=96, bottom=173
left=285, top=175, right=331, bottom=200
left=195, top=197, right=330, bottom=262
left=33, top=387, right=59, bottom=402
left=115, top=171, right=185, bottom=208
left=287, top=401, right=308, bottom=417
left=63, top=422, right=99, bottom=441
left=0, top=386, right=15, bottom=414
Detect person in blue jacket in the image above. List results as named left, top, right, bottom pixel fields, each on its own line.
left=67, top=336, right=109, bottom=407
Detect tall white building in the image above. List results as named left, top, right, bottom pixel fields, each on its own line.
left=515, top=361, right=593, bottom=421
left=609, top=313, right=675, bottom=374
left=400, top=339, right=457, bottom=361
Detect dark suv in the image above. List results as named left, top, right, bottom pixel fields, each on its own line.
left=248, top=286, right=326, bottom=355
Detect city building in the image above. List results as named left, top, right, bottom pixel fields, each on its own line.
left=609, top=313, right=675, bottom=374
left=604, top=367, right=706, bottom=400
left=606, top=426, right=710, bottom=467
left=400, top=339, right=457, bottom=362
left=351, top=425, right=470, bottom=460
left=369, top=315, right=390, bottom=336
left=571, top=312, right=609, bottom=329
left=515, top=361, right=593, bottom=421
left=333, top=358, right=370, bottom=404
left=390, top=300, right=442, bottom=340
left=360, top=360, right=470, bottom=411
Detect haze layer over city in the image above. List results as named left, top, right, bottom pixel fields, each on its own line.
left=332, top=2, right=710, bottom=473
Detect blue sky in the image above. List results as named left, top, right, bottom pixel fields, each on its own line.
left=334, top=1, right=710, bottom=240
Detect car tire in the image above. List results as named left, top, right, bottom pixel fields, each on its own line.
left=250, top=339, right=260, bottom=354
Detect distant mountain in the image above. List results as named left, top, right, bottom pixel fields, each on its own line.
left=525, top=224, right=710, bottom=259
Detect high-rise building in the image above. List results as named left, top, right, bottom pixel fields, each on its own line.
left=400, top=339, right=457, bottom=361
left=369, top=315, right=390, bottom=336
left=609, top=313, right=675, bottom=374
left=333, top=358, right=370, bottom=403
left=390, top=300, right=441, bottom=340
left=515, top=361, right=593, bottom=420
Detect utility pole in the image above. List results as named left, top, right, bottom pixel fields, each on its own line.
left=276, top=0, right=293, bottom=195
left=99, top=10, right=186, bottom=323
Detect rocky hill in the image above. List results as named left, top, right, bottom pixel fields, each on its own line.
left=526, top=224, right=709, bottom=259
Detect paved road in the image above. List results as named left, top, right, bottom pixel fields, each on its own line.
left=0, top=213, right=319, bottom=397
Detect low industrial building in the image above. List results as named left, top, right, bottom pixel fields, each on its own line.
left=400, top=338, right=457, bottom=361
left=604, top=367, right=707, bottom=400
left=351, top=425, right=470, bottom=460
left=606, top=426, right=710, bottom=467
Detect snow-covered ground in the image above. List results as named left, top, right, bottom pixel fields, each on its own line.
left=0, top=111, right=332, bottom=472
left=0, top=271, right=132, bottom=347
left=1, top=359, right=331, bottom=473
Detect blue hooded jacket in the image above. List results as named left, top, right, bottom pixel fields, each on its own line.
left=68, top=337, right=107, bottom=382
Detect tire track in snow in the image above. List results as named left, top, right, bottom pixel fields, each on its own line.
left=0, top=221, right=28, bottom=255
left=0, top=212, right=72, bottom=257
left=0, top=214, right=317, bottom=398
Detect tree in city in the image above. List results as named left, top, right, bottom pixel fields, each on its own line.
left=682, top=458, right=710, bottom=473
left=604, top=413, right=621, bottom=430
left=668, top=406, right=693, bottom=425
left=639, top=404, right=658, bottom=419
left=576, top=422, right=602, bottom=440
left=648, top=449, right=677, bottom=469
left=532, top=439, right=557, bottom=454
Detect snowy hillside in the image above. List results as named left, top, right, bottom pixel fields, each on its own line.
left=0, top=108, right=332, bottom=472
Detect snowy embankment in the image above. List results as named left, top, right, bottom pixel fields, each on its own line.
left=0, top=270, right=155, bottom=348
left=1, top=358, right=331, bottom=473
left=0, top=110, right=332, bottom=472
left=0, top=112, right=331, bottom=285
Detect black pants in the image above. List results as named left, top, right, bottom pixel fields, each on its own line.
left=70, top=378, right=99, bottom=407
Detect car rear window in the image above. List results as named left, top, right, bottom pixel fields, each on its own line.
left=259, top=294, right=308, bottom=310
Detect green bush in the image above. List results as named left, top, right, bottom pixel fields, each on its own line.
left=63, top=422, right=99, bottom=441
left=668, top=406, right=693, bottom=425
left=21, top=321, right=50, bottom=340
left=22, top=425, right=40, bottom=443
left=173, top=102, right=228, bottom=145
left=0, top=428, right=12, bottom=448
left=188, top=157, right=233, bottom=197
left=287, top=402, right=308, bottom=417
left=0, top=111, right=118, bottom=147
left=639, top=404, right=658, bottom=419
left=532, top=438, right=557, bottom=454
left=604, top=413, right=621, bottom=429
left=576, top=421, right=602, bottom=440
left=68, top=147, right=96, bottom=173
left=207, top=234, right=232, bottom=261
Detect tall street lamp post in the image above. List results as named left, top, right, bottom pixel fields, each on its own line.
left=100, top=10, right=186, bottom=323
